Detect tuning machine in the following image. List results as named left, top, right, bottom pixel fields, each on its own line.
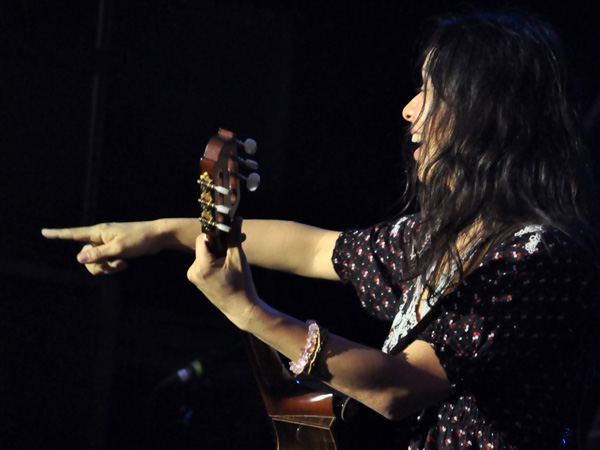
left=239, top=138, right=257, bottom=155
left=233, top=171, right=260, bottom=192
left=235, top=137, right=260, bottom=191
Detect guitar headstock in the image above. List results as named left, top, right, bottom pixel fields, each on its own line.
left=197, top=128, right=259, bottom=256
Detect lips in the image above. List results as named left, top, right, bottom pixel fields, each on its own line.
left=411, top=133, right=422, bottom=161
left=413, top=147, right=421, bottom=161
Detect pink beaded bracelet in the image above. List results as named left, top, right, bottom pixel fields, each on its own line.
left=289, top=320, right=321, bottom=376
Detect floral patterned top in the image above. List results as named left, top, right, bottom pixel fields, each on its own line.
left=332, top=214, right=597, bottom=449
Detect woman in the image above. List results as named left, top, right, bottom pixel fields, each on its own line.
left=43, top=12, right=598, bottom=449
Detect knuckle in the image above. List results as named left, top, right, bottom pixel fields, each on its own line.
left=186, top=267, right=195, bottom=282
left=112, top=241, right=124, bottom=253
left=98, top=222, right=113, bottom=233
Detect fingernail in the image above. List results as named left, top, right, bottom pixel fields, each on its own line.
left=77, top=253, right=90, bottom=263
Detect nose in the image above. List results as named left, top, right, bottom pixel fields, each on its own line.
left=402, top=93, right=423, bottom=124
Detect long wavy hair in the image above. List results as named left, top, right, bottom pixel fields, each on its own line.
left=402, top=12, right=597, bottom=291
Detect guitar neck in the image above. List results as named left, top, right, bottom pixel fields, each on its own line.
left=199, top=129, right=341, bottom=449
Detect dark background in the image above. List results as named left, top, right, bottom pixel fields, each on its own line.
left=1, top=1, right=599, bottom=449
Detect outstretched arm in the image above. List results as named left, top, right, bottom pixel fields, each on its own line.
left=42, top=218, right=341, bottom=280
left=242, top=220, right=341, bottom=280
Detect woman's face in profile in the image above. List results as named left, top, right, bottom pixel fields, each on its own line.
left=402, top=70, right=437, bottom=181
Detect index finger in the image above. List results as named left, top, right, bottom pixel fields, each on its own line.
left=41, top=226, right=102, bottom=243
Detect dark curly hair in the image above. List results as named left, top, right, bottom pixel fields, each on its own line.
left=402, top=12, right=597, bottom=289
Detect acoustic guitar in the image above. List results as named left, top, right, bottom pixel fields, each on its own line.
left=197, top=129, right=349, bottom=449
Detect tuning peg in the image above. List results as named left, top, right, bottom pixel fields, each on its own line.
left=231, top=171, right=260, bottom=191
left=197, top=199, right=231, bottom=215
left=199, top=217, right=231, bottom=233
left=238, top=156, right=258, bottom=171
left=245, top=172, right=260, bottom=191
left=197, top=178, right=232, bottom=196
left=239, top=138, right=257, bottom=155
left=215, top=204, right=231, bottom=214
left=216, top=223, right=231, bottom=232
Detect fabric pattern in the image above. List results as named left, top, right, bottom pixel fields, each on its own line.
left=332, top=214, right=597, bottom=449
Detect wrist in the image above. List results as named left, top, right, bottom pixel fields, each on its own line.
left=155, top=218, right=200, bottom=252
left=151, top=219, right=174, bottom=252
left=235, top=296, right=267, bottom=333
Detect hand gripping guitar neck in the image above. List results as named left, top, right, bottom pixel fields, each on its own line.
left=198, top=129, right=349, bottom=450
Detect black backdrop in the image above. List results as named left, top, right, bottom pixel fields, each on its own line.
left=1, top=1, right=599, bottom=449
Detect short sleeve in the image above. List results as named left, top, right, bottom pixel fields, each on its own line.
left=332, top=215, right=418, bottom=320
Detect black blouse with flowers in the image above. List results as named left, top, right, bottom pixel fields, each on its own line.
left=332, top=214, right=597, bottom=449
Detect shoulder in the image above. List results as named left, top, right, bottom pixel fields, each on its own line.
left=335, top=214, right=421, bottom=251
left=465, top=224, right=597, bottom=311
left=389, top=214, right=420, bottom=237
left=481, top=224, right=586, bottom=265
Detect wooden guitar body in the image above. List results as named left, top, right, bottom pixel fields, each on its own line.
left=242, top=332, right=342, bottom=450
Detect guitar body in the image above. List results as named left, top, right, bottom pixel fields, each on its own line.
left=241, top=333, right=341, bottom=450
left=272, top=419, right=337, bottom=450
left=198, top=129, right=344, bottom=450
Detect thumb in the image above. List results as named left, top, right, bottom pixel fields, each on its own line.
left=194, top=234, right=220, bottom=267
left=188, top=234, right=219, bottom=285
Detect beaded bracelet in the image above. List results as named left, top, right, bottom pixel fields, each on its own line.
left=289, top=320, right=325, bottom=376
